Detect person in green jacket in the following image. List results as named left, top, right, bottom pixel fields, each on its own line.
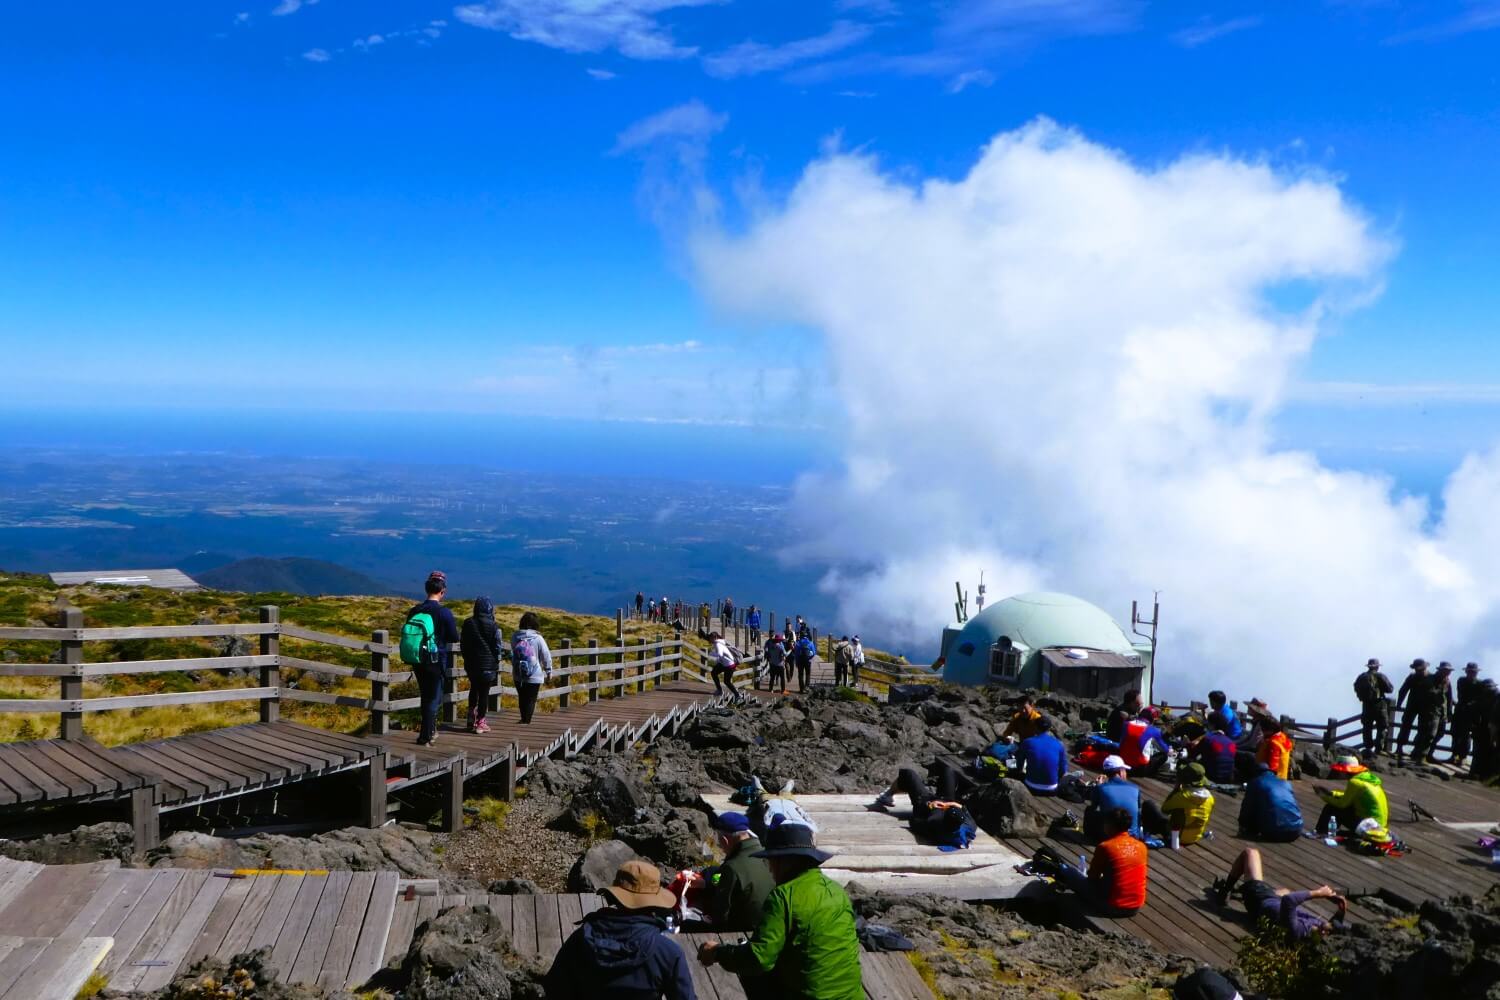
left=706, top=811, right=776, bottom=931
left=1313, top=756, right=1389, bottom=836
left=697, top=823, right=863, bottom=1000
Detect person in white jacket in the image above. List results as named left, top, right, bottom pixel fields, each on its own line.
left=510, top=611, right=553, bottom=724
left=709, top=633, right=742, bottom=702
left=851, top=636, right=865, bottom=686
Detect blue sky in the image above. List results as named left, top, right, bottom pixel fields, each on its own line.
left=2, top=1, right=1498, bottom=485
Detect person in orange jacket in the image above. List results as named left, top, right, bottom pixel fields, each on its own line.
left=1255, top=715, right=1294, bottom=780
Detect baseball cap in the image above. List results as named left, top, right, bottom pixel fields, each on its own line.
left=426, top=570, right=447, bottom=586
left=1102, top=754, right=1131, bottom=772
left=712, top=811, right=751, bottom=834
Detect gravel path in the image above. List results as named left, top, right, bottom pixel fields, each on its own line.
left=440, top=795, right=588, bottom=892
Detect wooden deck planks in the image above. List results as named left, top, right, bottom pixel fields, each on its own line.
left=288, top=869, right=354, bottom=986
left=108, top=869, right=214, bottom=993
left=0, top=935, right=112, bottom=1000
left=346, top=871, right=400, bottom=988
left=0, top=937, right=54, bottom=998
left=315, top=871, right=376, bottom=992
left=99, top=868, right=186, bottom=975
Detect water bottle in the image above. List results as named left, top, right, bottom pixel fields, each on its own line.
left=1169, top=830, right=1181, bottom=850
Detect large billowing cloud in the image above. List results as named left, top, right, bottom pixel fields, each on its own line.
left=691, top=118, right=1500, bottom=715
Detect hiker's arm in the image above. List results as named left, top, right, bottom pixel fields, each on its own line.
left=707, top=866, right=739, bottom=927
left=714, top=888, right=788, bottom=975
left=538, top=638, right=553, bottom=674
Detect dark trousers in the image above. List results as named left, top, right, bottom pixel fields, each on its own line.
left=894, top=763, right=970, bottom=819
left=1139, top=800, right=1173, bottom=837
left=1397, top=706, right=1419, bottom=753
left=767, top=663, right=785, bottom=690
left=834, top=661, right=849, bottom=686
left=795, top=657, right=812, bottom=691
left=1316, top=803, right=1355, bottom=836
left=1452, top=709, right=1474, bottom=761
left=518, top=682, right=540, bottom=724
left=466, top=670, right=493, bottom=722
left=1360, top=703, right=1389, bottom=753
left=415, top=661, right=443, bottom=740
left=711, top=663, right=737, bottom=695
left=1411, top=712, right=1441, bottom=762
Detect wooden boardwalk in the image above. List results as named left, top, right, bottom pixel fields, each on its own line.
left=999, top=764, right=1500, bottom=967
left=382, top=890, right=935, bottom=1000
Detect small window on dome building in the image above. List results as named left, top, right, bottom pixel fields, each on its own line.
left=989, top=636, right=1021, bottom=681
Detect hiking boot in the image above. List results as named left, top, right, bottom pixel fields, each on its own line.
left=1210, top=877, right=1231, bottom=908
left=871, top=792, right=895, bottom=810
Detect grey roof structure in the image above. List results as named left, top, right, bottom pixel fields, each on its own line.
left=48, top=568, right=201, bottom=591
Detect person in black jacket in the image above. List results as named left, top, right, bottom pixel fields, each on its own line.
left=1353, top=658, right=1394, bottom=756
left=460, top=597, right=502, bottom=734
left=406, top=571, right=460, bottom=747
left=1452, top=662, right=1482, bottom=767
left=544, top=860, right=696, bottom=1000
left=1394, top=659, right=1429, bottom=759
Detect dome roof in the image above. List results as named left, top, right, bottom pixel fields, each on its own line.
left=963, top=591, right=1137, bottom=655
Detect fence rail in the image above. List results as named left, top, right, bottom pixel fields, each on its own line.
left=1159, top=698, right=1455, bottom=757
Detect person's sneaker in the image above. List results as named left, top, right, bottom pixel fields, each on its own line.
left=870, top=792, right=895, bottom=810
left=1210, top=877, right=1231, bottom=908
left=475, top=718, right=492, bottom=734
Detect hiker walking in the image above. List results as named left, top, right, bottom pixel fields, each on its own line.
left=721, top=596, right=734, bottom=630
left=710, top=632, right=741, bottom=702
left=459, top=596, right=502, bottom=734
left=850, top=635, right=864, bottom=686
left=763, top=634, right=788, bottom=695
left=511, top=611, right=553, bottom=724
left=746, top=605, right=762, bottom=645
left=1452, top=662, right=1482, bottom=767
left=1395, top=658, right=1429, bottom=758
left=1353, top=658, right=1394, bottom=756
left=401, top=571, right=459, bottom=747
left=792, top=633, right=816, bottom=693
left=831, top=635, right=853, bottom=687
left=635, top=590, right=644, bottom=619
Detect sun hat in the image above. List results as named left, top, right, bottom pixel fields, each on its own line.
left=751, top=823, right=832, bottom=864
left=1330, top=754, right=1367, bottom=775
left=1177, top=762, right=1209, bottom=787
left=602, top=859, right=676, bottom=910
left=712, top=811, right=751, bottom=834
left=1466, top=662, right=1480, bottom=673
left=1102, top=754, right=1131, bottom=772
left=1366, top=658, right=1381, bottom=668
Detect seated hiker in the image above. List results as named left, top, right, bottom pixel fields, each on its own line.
left=1254, top=715, right=1294, bottom=780
left=1106, top=689, right=1144, bottom=744
left=1314, top=755, right=1389, bottom=839
left=871, top=762, right=979, bottom=846
left=1016, top=716, right=1070, bottom=795
left=706, top=812, right=776, bottom=932
left=1030, top=807, right=1147, bottom=916
left=1238, top=762, right=1304, bottom=842
left=1003, top=695, right=1045, bottom=742
left=1119, top=707, right=1172, bottom=775
left=1140, top=762, right=1215, bottom=844
left=1188, top=716, right=1239, bottom=784
left=1207, top=690, right=1244, bottom=740
left=697, top=823, right=864, bottom=1000
left=1083, top=755, right=1141, bottom=841
left=544, top=859, right=697, bottom=1000
left=1212, top=847, right=1347, bottom=938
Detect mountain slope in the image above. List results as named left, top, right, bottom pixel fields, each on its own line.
left=194, top=557, right=395, bottom=597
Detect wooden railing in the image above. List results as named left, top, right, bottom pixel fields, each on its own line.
left=0, top=605, right=695, bottom=741
left=1158, top=697, right=1453, bottom=756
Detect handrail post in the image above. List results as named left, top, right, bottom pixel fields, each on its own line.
left=441, top=638, right=459, bottom=725
left=1381, top=696, right=1394, bottom=754
left=1324, top=716, right=1337, bottom=751
left=59, top=606, right=84, bottom=740
left=370, top=629, right=389, bottom=735
left=587, top=639, right=600, bottom=703
left=635, top=637, right=646, bottom=694
left=614, top=643, right=626, bottom=699
left=558, top=638, right=572, bottom=709
left=674, top=627, right=684, bottom=682
left=259, top=606, right=280, bottom=724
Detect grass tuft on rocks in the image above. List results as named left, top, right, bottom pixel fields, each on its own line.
left=1237, top=918, right=1340, bottom=1000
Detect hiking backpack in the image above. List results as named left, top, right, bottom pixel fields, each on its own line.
left=399, top=612, right=437, bottom=667
left=511, top=633, right=538, bottom=679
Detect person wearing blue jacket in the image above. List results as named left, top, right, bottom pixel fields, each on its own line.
left=1084, top=756, right=1141, bottom=840
left=545, top=859, right=697, bottom=1000
left=1017, top=717, right=1070, bottom=795
left=1238, top=763, right=1304, bottom=842
left=1208, top=690, right=1243, bottom=740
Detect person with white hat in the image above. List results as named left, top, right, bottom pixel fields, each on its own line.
left=544, top=859, right=697, bottom=1000
left=1083, top=754, right=1142, bottom=842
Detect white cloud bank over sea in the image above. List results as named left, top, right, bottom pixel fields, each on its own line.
left=690, top=118, right=1500, bottom=717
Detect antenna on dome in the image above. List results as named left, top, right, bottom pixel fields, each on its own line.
left=1131, top=592, right=1161, bottom=704
left=954, top=580, right=968, bottom=624
left=976, top=571, right=987, bottom=612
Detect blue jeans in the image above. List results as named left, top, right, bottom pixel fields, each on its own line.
left=415, top=660, right=444, bottom=739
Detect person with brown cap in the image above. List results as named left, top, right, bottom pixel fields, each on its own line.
left=1452, top=662, right=1483, bottom=767
left=697, top=823, right=862, bottom=1000
left=544, top=859, right=697, bottom=1000
left=1394, top=658, right=1429, bottom=759
left=403, top=571, right=459, bottom=747
left=1353, top=658, right=1394, bottom=756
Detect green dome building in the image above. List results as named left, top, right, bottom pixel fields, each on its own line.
left=938, top=591, right=1152, bottom=701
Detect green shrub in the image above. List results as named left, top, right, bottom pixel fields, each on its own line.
left=1237, top=919, right=1340, bottom=999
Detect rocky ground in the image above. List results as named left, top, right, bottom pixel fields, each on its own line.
left=6, top=684, right=1500, bottom=998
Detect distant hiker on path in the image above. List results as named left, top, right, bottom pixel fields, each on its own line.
left=459, top=596, right=501, bottom=734
left=511, top=611, right=553, bottom=725
left=1354, top=658, right=1394, bottom=756
left=721, top=596, right=734, bottom=629
left=635, top=591, right=644, bottom=618
left=710, top=632, right=741, bottom=702
left=792, top=633, right=816, bottom=693
left=831, top=635, right=853, bottom=687
left=850, top=636, right=864, bottom=685
left=401, top=571, right=459, bottom=747
left=1452, top=662, right=1482, bottom=767
left=763, top=634, right=788, bottom=694
left=746, top=605, right=762, bottom=645
left=699, top=602, right=712, bottom=631
left=1395, top=658, right=1429, bottom=758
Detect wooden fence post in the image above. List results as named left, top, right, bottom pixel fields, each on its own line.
left=370, top=629, right=389, bottom=736
left=500, top=746, right=517, bottom=803
left=259, top=606, right=280, bottom=724
left=1324, top=717, right=1337, bottom=751
left=59, top=606, right=84, bottom=741
left=614, top=643, right=626, bottom=699
left=1381, top=697, right=1394, bottom=754
left=441, top=639, right=459, bottom=725
left=359, top=753, right=387, bottom=828
left=674, top=627, right=684, bottom=682
left=587, top=639, right=600, bottom=703
left=441, top=758, right=464, bottom=833
left=637, top=637, right=648, bottom=694
left=558, top=638, right=572, bottom=709
left=616, top=609, right=624, bottom=644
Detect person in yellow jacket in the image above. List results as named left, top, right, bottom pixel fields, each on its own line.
left=1002, top=695, right=1044, bottom=742
left=1140, top=762, right=1216, bottom=844
left=1313, top=756, right=1388, bottom=839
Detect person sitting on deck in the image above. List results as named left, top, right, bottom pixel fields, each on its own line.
left=1207, top=690, right=1243, bottom=740
left=1313, top=756, right=1389, bottom=840
left=1212, top=847, right=1347, bottom=938
left=1119, top=707, right=1172, bottom=775
left=1254, top=716, right=1294, bottom=780
left=706, top=812, right=776, bottom=932
left=1106, top=689, right=1144, bottom=744
left=1016, top=716, right=1070, bottom=795
left=1140, top=762, right=1216, bottom=845
left=1238, top=763, right=1303, bottom=842
left=870, top=761, right=979, bottom=845
left=1188, top=716, right=1239, bottom=784
left=544, top=859, right=697, bottom=1000
left=1031, top=807, right=1148, bottom=916
left=1003, top=695, right=1045, bottom=742
left=1084, top=755, right=1141, bottom=841
left=697, top=823, right=864, bottom=1000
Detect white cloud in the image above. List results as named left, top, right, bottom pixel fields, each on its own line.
left=702, top=20, right=873, bottom=78
left=686, top=119, right=1500, bottom=718
left=453, top=0, right=719, bottom=60
left=1171, top=15, right=1263, bottom=48
left=234, top=12, right=251, bottom=24
left=1387, top=2, right=1500, bottom=43
left=353, top=34, right=386, bottom=49
left=612, top=99, right=726, bottom=154
left=301, top=47, right=331, bottom=62
left=272, top=0, right=317, bottom=16
left=587, top=67, right=618, bottom=79
left=946, top=68, right=995, bottom=92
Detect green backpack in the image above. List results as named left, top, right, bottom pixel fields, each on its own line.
left=399, top=612, right=437, bottom=666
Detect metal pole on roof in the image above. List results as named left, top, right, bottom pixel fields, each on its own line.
left=1131, top=593, right=1161, bottom=704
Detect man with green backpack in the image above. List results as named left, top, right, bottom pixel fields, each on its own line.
left=400, top=571, right=460, bottom=746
